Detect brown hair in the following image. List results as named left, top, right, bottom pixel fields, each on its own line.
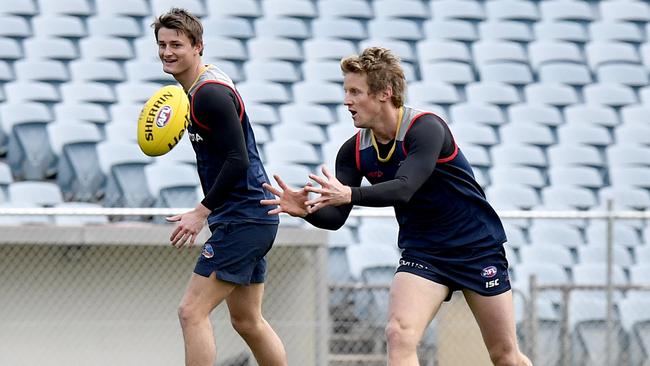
left=340, top=47, right=406, bottom=107
left=152, top=8, right=204, bottom=55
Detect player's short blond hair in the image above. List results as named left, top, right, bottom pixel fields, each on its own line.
left=152, top=8, right=204, bottom=56
left=340, top=47, right=406, bottom=107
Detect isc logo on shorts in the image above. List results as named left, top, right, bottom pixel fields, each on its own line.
left=202, top=244, right=214, bottom=259
left=481, top=265, right=499, bottom=289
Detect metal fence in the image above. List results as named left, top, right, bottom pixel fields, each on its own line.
left=0, top=207, right=648, bottom=366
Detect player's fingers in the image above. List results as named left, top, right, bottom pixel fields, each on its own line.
left=267, top=207, right=283, bottom=215
left=321, top=165, right=333, bottom=179
left=169, top=226, right=182, bottom=242
left=174, top=233, right=188, bottom=249
left=305, top=196, right=326, bottom=207
left=165, top=215, right=181, bottom=222
left=260, top=198, right=280, bottom=206
left=304, top=185, right=324, bottom=194
left=309, top=174, right=328, bottom=187
left=262, top=183, right=282, bottom=197
left=274, top=174, right=291, bottom=191
left=307, top=202, right=324, bottom=214
left=188, top=234, right=196, bottom=248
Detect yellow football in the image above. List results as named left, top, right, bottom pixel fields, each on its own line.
left=137, top=85, right=190, bottom=157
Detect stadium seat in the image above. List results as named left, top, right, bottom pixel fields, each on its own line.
left=524, top=82, right=578, bottom=107
left=87, top=16, right=141, bottom=38
left=598, top=186, right=650, bottom=211
left=421, top=62, right=475, bottom=85
left=610, top=167, right=650, bottom=189
left=202, top=17, right=254, bottom=41
left=253, top=17, right=310, bottom=40
left=491, top=144, right=547, bottom=168
left=0, top=161, right=13, bottom=201
left=8, top=181, right=63, bottom=207
left=237, top=81, right=290, bottom=104
left=125, top=62, right=176, bottom=84
left=486, top=184, right=540, bottom=210
left=163, top=139, right=195, bottom=166
left=478, top=21, right=533, bottom=43
left=491, top=166, right=546, bottom=189
left=507, top=103, right=563, bottom=127
left=48, top=121, right=103, bottom=201
left=80, top=37, right=134, bottom=61
left=279, top=104, right=335, bottom=126
left=583, top=83, right=637, bottom=107
left=466, top=82, right=520, bottom=106
left=0, top=37, right=21, bottom=61
left=205, top=0, right=261, bottom=19
left=264, top=141, right=321, bottom=166
left=423, top=19, right=478, bottom=42
left=272, top=123, right=327, bottom=144
left=548, top=167, right=603, bottom=189
left=500, top=124, right=554, bottom=146
left=585, top=222, right=642, bottom=248
left=0, top=15, right=31, bottom=38
left=95, top=0, right=148, bottom=17
left=557, top=124, right=612, bottom=147
left=419, top=40, right=471, bottom=64
left=247, top=103, right=280, bottom=126
left=247, top=38, right=302, bottom=62
left=564, top=104, right=619, bottom=128
left=568, top=297, right=625, bottom=366
left=459, top=144, right=491, bottom=168
left=23, top=37, right=77, bottom=61
left=304, top=39, right=357, bottom=61
left=70, top=60, right=126, bottom=83
left=373, top=0, right=429, bottom=20
left=368, top=19, right=423, bottom=42
left=96, top=141, right=154, bottom=208
left=589, top=21, right=643, bottom=44
left=311, top=18, right=367, bottom=42
left=480, top=62, right=534, bottom=86
left=4, top=82, right=58, bottom=103
left=292, top=81, right=343, bottom=105
left=620, top=104, right=650, bottom=125
left=529, top=221, right=584, bottom=248
left=318, top=0, right=372, bottom=19
left=261, top=0, right=317, bottom=19
left=433, top=0, right=486, bottom=21
left=151, top=0, right=206, bottom=17
left=539, top=0, right=594, bottom=22
left=485, top=0, right=539, bottom=22
left=450, top=124, right=497, bottom=147
left=302, top=61, right=345, bottom=83
left=534, top=21, right=589, bottom=43
left=0, top=0, right=37, bottom=16
left=61, top=82, right=116, bottom=104
left=617, top=296, right=650, bottom=366
left=32, top=15, right=85, bottom=38
left=528, top=41, right=583, bottom=70
left=614, top=124, right=650, bottom=146
left=538, top=62, right=592, bottom=87
left=450, top=103, right=506, bottom=126
left=599, top=0, right=650, bottom=23
left=262, top=162, right=312, bottom=188
left=473, top=40, right=527, bottom=65
left=244, top=60, right=299, bottom=83
left=408, top=81, right=460, bottom=106
left=542, top=185, right=598, bottom=210
left=519, top=243, right=574, bottom=268
left=144, top=162, right=200, bottom=208
left=607, top=145, right=650, bottom=166
left=585, top=41, right=639, bottom=71
left=548, top=145, right=604, bottom=168
left=512, top=261, right=569, bottom=302
left=203, top=37, right=248, bottom=62
left=15, top=60, right=69, bottom=82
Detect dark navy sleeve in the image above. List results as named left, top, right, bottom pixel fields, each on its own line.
left=192, top=83, right=250, bottom=210
left=304, top=135, right=362, bottom=230
left=349, top=115, right=447, bottom=206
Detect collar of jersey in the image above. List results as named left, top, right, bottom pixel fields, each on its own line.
left=370, top=106, right=404, bottom=163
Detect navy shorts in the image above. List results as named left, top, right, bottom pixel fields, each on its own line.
left=194, top=222, right=278, bottom=285
left=396, top=244, right=511, bottom=301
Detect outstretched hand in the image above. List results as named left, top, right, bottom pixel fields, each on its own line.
left=304, top=165, right=351, bottom=213
left=261, top=174, right=310, bottom=218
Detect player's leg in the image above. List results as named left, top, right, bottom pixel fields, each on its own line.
left=226, top=283, right=288, bottom=366
left=178, top=272, right=236, bottom=366
left=463, top=289, right=532, bottom=366
left=386, top=272, right=449, bottom=366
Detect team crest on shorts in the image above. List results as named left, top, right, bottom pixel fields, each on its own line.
left=481, top=266, right=498, bottom=278
left=201, top=244, right=214, bottom=259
